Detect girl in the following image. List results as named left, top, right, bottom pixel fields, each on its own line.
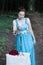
left=13, top=7, right=36, bottom=65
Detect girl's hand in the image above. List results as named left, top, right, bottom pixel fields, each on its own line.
left=13, top=30, right=18, bottom=35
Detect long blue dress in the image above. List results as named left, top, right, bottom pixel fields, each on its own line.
left=15, top=18, right=36, bottom=65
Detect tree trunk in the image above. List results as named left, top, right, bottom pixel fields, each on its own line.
left=2, top=0, right=5, bottom=14
left=28, top=0, right=36, bottom=12
left=6, top=0, right=8, bottom=12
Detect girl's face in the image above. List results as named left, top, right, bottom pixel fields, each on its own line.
left=18, top=11, right=25, bottom=19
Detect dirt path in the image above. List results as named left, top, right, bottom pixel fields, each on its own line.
left=29, top=12, right=43, bottom=65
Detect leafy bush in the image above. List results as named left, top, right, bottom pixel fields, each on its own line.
left=0, top=16, right=13, bottom=33
left=0, top=37, right=7, bottom=55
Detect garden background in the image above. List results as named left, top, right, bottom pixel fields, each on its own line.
left=0, top=0, right=43, bottom=65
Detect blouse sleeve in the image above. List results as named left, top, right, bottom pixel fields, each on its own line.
left=13, top=20, right=17, bottom=34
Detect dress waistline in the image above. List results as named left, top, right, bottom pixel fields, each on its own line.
left=17, top=30, right=30, bottom=35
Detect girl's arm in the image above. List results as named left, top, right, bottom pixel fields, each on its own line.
left=13, top=20, right=18, bottom=35
left=27, top=18, right=36, bottom=44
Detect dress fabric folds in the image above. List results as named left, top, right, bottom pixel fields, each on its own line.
left=15, top=18, right=36, bottom=65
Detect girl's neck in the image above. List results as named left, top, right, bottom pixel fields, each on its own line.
left=17, top=18, right=25, bottom=24
left=18, top=18, right=24, bottom=20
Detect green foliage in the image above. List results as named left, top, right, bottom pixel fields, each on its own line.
left=28, top=0, right=36, bottom=12
left=5, top=29, right=10, bottom=33
left=39, top=19, right=43, bottom=26
left=0, top=37, right=7, bottom=55
left=0, top=37, right=7, bottom=43
left=0, top=16, right=13, bottom=33
left=0, top=47, right=3, bottom=55
left=40, top=13, right=43, bottom=17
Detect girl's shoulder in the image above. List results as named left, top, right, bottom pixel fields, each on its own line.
left=13, top=19, right=17, bottom=23
left=25, top=17, right=30, bottom=20
left=24, top=17, right=30, bottom=22
left=13, top=19, right=17, bottom=25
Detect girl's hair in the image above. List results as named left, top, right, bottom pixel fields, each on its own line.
left=18, top=7, right=25, bottom=12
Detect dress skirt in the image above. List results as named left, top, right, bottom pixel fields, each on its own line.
left=16, top=31, right=36, bottom=65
